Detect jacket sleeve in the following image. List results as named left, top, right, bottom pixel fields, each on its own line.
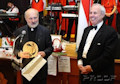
left=43, top=29, right=53, bottom=59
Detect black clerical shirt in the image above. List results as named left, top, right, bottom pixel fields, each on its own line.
left=28, top=26, right=38, bottom=42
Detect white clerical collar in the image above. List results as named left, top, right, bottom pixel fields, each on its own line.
left=31, top=28, right=34, bottom=31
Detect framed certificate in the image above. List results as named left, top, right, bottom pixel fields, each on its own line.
left=51, top=35, right=62, bottom=52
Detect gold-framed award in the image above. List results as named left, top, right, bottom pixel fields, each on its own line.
left=22, top=41, right=38, bottom=58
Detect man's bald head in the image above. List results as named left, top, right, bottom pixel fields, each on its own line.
left=24, top=8, right=39, bottom=28
left=24, top=8, right=39, bottom=19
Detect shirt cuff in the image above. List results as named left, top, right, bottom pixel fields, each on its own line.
left=77, top=59, right=83, bottom=65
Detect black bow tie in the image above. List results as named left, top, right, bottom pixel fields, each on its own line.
left=91, top=26, right=97, bottom=30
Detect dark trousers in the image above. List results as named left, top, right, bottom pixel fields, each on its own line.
left=116, top=13, right=120, bottom=34
left=104, top=14, right=114, bottom=26
left=66, top=17, right=78, bottom=41
left=39, top=11, right=43, bottom=25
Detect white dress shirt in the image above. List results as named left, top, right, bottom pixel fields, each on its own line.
left=6, top=6, right=19, bottom=13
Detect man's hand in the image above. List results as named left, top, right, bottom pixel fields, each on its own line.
left=18, top=51, right=30, bottom=58
left=2, top=10, right=6, bottom=13
left=78, top=65, right=93, bottom=74
left=38, top=51, right=46, bottom=57
left=78, top=65, right=88, bottom=74
left=84, top=65, right=93, bottom=74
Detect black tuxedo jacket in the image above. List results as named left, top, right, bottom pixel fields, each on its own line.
left=14, top=24, right=53, bottom=80
left=77, top=23, right=118, bottom=75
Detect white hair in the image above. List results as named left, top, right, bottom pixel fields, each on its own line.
left=92, top=3, right=106, bottom=16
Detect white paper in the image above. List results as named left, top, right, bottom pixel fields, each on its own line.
left=0, top=48, right=14, bottom=59
left=58, top=56, right=71, bottom=72
left=22, top=55, right=47, bottom=81
left=47, top=55, right=57, bottom=76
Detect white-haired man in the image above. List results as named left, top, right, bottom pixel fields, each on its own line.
left=77, top=3, right=118, bottom=84
left=14, top=8, right=53, bottom=84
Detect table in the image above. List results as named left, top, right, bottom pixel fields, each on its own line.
left=47, top=54, right=80, bottom=84
left=47, top=57, right=120, bottom=84
left=114, top=59, right=120, bottom=84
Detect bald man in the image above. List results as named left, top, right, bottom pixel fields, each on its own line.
left=14, top=8, right=53, bottom=84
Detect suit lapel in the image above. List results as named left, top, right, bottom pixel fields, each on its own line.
left=82, top=27, right=91, bottom=45
left=90, top=24, right=105, bottom=46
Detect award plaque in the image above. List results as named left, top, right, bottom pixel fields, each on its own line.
left=23, top=41, right=38, bottom=58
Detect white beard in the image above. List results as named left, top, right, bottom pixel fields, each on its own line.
left=28, top=22, right=39, bottom=28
